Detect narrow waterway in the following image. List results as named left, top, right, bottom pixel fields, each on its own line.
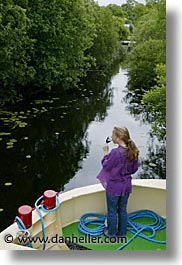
left=0, top=67, right=164, bottom=232
left=64, top=68, right=151, bottom=191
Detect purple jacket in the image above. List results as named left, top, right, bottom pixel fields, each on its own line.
left=96, top=146, right=138, bottom=196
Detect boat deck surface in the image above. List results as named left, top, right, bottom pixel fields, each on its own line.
left=62, top=217, right=166, bottom=251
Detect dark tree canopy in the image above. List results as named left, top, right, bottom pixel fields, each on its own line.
left=0, top=0, right=128, bottom=104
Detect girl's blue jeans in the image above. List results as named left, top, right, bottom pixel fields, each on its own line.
left=106, top=192, right=130, bottom=236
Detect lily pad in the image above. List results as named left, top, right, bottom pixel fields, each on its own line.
left=18, top=122, right=28, bottom=128
left=41, top=107, right=48, bottom=112
left=4, top=182, right=13, bottom=186
left=9, top=139, right=17, bottom=143
left=18, top=116, right=27, bottom=119
left=149, top=162, right=157, bottom=167
left=3, top=119, right=11, bottom=123
left=0, top=132, right=11, bottom=136
left=34, top=100, right=43, bottom=105
left=26, top=155, right=31, bottom=159
left=6, top=145, right=14, bottom=149
left=57, top=106, right=66, bottom=109
left=6, top=142, right=14, bottom=146
left=34, top=99, right=53, bottom=104
left=32, top=108, right=39, bottom=113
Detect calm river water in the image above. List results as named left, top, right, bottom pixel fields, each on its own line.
left=0, top=67, right=165, bottom=231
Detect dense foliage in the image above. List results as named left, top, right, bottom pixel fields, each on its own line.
left=0, top=0, right=166, bottom=140
left=0, top=0, right=128, bottom=105
left=0, top=0, right=35, bottom=103
left=125, top=0, right=166, bottom=140
left=89, top=4, right=128, bottom=69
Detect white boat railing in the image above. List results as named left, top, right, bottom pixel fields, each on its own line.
left=0, top=179, right=166, bottom=250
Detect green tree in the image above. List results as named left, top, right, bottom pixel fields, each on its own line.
left=0, top=0, right=35, bottom=104
left=106, top=4, right=129, bottom=41
left=24, top=0, right=96, bottom=91
left=128, top=39, right=165, bottom=91
left=106, top=4, right=125, bottom=18
left=142, top=63, right=166, bottom=140
left=132, top=3, right=147, bottom=22
left=89, top=5, right=125, bottom=69
left=128, top=0, right=166, bottom=91
left=0, top=0, right=124, bottom=104
left=121, top=0, right=138, bottom=25
left=126, top=0, right=166, bottom=139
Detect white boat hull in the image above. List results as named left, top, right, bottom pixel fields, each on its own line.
left=0, top=179, right=166, bottom=250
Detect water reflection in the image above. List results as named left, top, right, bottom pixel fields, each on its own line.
left=123, top=86, right=166, bottom=179
left=0, top=70, right=114, bottom=231
left=138, top=138, right=166, bottom=179
left=0, top=65, right=166, bottom=232
left=122, top=89, right=144, bottom=117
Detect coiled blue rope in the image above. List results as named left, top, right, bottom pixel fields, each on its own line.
left=15, top=216, right=33, bottom=248
left=34, top=194, right=60, bottom=250
left=118, top=209, right=166, bottom=250
left=78, top=213, right=107, bottom=236
left=15, top=193, right=60, bottom=250
left=78, top=209, right=166, bottom=250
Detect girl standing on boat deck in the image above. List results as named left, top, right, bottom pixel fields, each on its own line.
left=96, top=126, right=139, bottom=237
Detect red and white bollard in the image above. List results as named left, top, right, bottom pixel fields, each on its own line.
left=43, top=190, right=57, bottom=209
left=18, top=205, right=33, bottom=229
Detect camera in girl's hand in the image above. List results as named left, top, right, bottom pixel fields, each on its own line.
left=106, top=136, right=112, bottom=144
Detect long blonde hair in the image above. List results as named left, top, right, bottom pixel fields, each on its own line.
left=113, top=126, right=139, bottom=161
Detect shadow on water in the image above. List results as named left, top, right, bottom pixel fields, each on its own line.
left=0, top=68, right=116, bottom=232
